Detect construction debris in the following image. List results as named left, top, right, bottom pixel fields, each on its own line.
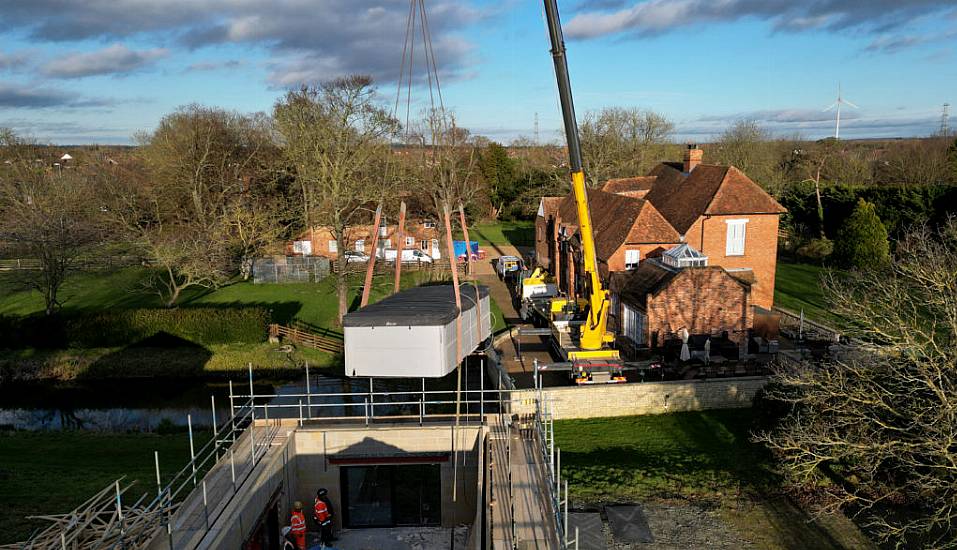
left=0, top=478, right=175, bottom=550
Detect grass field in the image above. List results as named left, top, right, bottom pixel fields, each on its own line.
left=774, top=261, right=839, bottom=324
left=0, top=430, right=207, bottom=544
left=456, top=220, right=534, bottom=248
left=555, top=409, right=775, bottom=502
left=0, top=268, right=506, bottom=379
left=554, top=410, right=871, bottom=549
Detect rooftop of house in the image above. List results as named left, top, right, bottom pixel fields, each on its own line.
left=644, top=164, right=786, bottom=235
left=555, top=188, right=680, bottom=262
left=600, top=176, right=657, bottom=196
left=610, top=258, right=752, bottom=307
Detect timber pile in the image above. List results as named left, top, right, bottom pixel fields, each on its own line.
left=0, top=479, right=175, bottom=550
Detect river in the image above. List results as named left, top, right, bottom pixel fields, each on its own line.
left=0, top=357, right=494, bottom=432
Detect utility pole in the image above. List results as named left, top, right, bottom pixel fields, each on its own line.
left=940, top=103, right=950, bottom=136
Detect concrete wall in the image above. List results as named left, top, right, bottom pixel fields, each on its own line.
left=290, top=424, right=485, bottom=531
left=512, top=376, right=767, bottom=419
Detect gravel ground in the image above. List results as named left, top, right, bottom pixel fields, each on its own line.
left=590, top=500, right=754, bottom=550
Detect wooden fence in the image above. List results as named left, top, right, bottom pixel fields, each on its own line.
left=329, top=258, right=465, bottom=275
left=0, top=256, right=141, bottom=272
left=269, top=323, right=344, bottom=354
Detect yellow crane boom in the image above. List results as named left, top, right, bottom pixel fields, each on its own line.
left=543, top=0, right=616, bottom=354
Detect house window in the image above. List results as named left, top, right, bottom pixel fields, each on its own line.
left=420, top=240, right=428, bottom=251
left=624, top=249, right=640, bottom=270
left=355, top=239, right=365, bottom=253
left=382, top=238, right=391, bottom=249
left=405, top=236, right=415, bottom=247
left=423, top=221, right=436, bottom=229
left=293, top=240, right=312, bottom=255
left=379, top=225, right=388, bottom=237
left=327, top=240, right=337, bottom=253
left=725, top=219, right=748, bottom=256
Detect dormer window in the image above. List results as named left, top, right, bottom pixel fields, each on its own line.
left=423, top=221, right=436, bottom=229
left=662, top=243, right=708, bottom=268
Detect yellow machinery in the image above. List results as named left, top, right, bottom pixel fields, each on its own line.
left=542, top=0, right=623, bottom=382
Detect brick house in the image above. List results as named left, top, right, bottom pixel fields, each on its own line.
left=609, top=247, right=754, bottom=357
left=534, top=145, right=785, bottom=354
left=288, top=219, right=443, bottom=259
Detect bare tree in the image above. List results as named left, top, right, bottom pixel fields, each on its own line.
left=757, top=219, right=957, bottom=549
left=404, top=108, right=480, bottom=254
left=274, top=76, right=397, bottom=322
left=0, top=130, right=105, bottom=315
left=105, top=106, right=276, bottom=306
left=578, top=106, right=675, bottom=187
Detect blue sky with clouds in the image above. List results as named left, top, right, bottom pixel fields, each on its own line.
left=1, top=0, right=955, bottom=144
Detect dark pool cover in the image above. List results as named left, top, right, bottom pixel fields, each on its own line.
left=342, top=284, right=489, bottom=327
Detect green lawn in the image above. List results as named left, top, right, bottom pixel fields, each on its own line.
left=456, top=220, right=534, bottom=248
left=0, top=430, right=207, bottom=544
left=555, top=409, right=775, bottom=502
left=0, top=268, right=507, bottom=378
left=555, top=410, right=871, bottom=549
left=774, top=262, right=840, bottom=325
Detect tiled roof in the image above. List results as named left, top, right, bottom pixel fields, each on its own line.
left=601, top=176, right=657, bottom=195
left=555, top=188, right=680, bottom=262
left=538, top=196, right=563, bottom=218
left=644, top=164, right=785, bottom=235
left=610, top=261, right=751, bottom=307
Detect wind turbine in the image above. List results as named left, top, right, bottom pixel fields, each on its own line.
left=823, top=83, right=858, bottom=139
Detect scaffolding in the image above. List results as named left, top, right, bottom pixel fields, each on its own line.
left=7, top=359, right=576, bottom=550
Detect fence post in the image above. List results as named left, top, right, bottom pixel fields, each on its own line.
left=228, top=380, right=237, bottom=444
left=155, top=451, right=162, bottom=499
left=230, top=449, right=237, bottom=491
left=211, top=395, right=219, bottom=461
left=480, top=358, right=485, bottom=420
left=369, top=377, right=374, bottom=419
left=188, top=415, right=197, bottom=487
left=298, top=400, right=303, bottom=427
left=305, top=363, right=312, bottom=420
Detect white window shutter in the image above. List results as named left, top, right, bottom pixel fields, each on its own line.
left=725, top=219, right=748, bottom=256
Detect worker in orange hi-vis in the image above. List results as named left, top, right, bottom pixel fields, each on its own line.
left=289, top=501, right=307, bottom=550
left=314, top=488, right=335, bottom=545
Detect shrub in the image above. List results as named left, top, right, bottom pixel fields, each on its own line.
left=834, top=199, right=890, bottom=269
left=0, top=307, right=270, bottom=349
left=796, top=237, right=834, bottom=262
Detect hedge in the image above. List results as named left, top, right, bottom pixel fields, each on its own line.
left=0, top=307, right=270, bottom=349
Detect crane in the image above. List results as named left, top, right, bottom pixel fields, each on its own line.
left=540, top=0, right=624, bottom=383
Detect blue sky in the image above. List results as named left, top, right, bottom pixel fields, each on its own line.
left=1, top=0, right=955, bottom=144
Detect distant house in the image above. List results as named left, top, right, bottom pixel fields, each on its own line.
left=288, top=219, right=443, bottom=259
left=535, top=144, right=785, bottom=354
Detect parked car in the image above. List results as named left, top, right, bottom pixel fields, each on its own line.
left=377, top=248, right=434, bottom=263
left=344, top=251, right=370, bottom=263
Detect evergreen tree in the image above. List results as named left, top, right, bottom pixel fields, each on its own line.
left=834, top=198, right=890, bottom=269
left=478, top=142, right=519, bottom=218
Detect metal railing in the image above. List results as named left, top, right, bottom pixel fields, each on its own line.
left=534, top=370, right=579, bottom=549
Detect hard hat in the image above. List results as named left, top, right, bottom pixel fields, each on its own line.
left=282, top=526, right=291, bottom=536
left=294, top=501, right=303, bottom=510
left=317, top=488, right=328, bottom=497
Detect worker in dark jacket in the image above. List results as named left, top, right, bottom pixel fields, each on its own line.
left=314, top=488, right=335, bottom=545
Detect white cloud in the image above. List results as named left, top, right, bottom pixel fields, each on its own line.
left=41, top=44, right=168, bottom=79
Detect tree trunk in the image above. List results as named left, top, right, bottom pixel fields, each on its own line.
left=336, top=232, right=347, bottom=324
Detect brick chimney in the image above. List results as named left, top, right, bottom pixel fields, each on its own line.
left=683, top=143, right=703, bottom=173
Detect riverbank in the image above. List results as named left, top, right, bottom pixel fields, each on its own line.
left=0, top=342, right=339, bottom=383
left=0, top=430, right=207, bottom=544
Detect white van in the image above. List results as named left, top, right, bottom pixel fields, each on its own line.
left=378, top=248, right=434, bottom=263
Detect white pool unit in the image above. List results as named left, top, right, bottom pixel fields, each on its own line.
left=343, top=284, right=491, bottom=378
